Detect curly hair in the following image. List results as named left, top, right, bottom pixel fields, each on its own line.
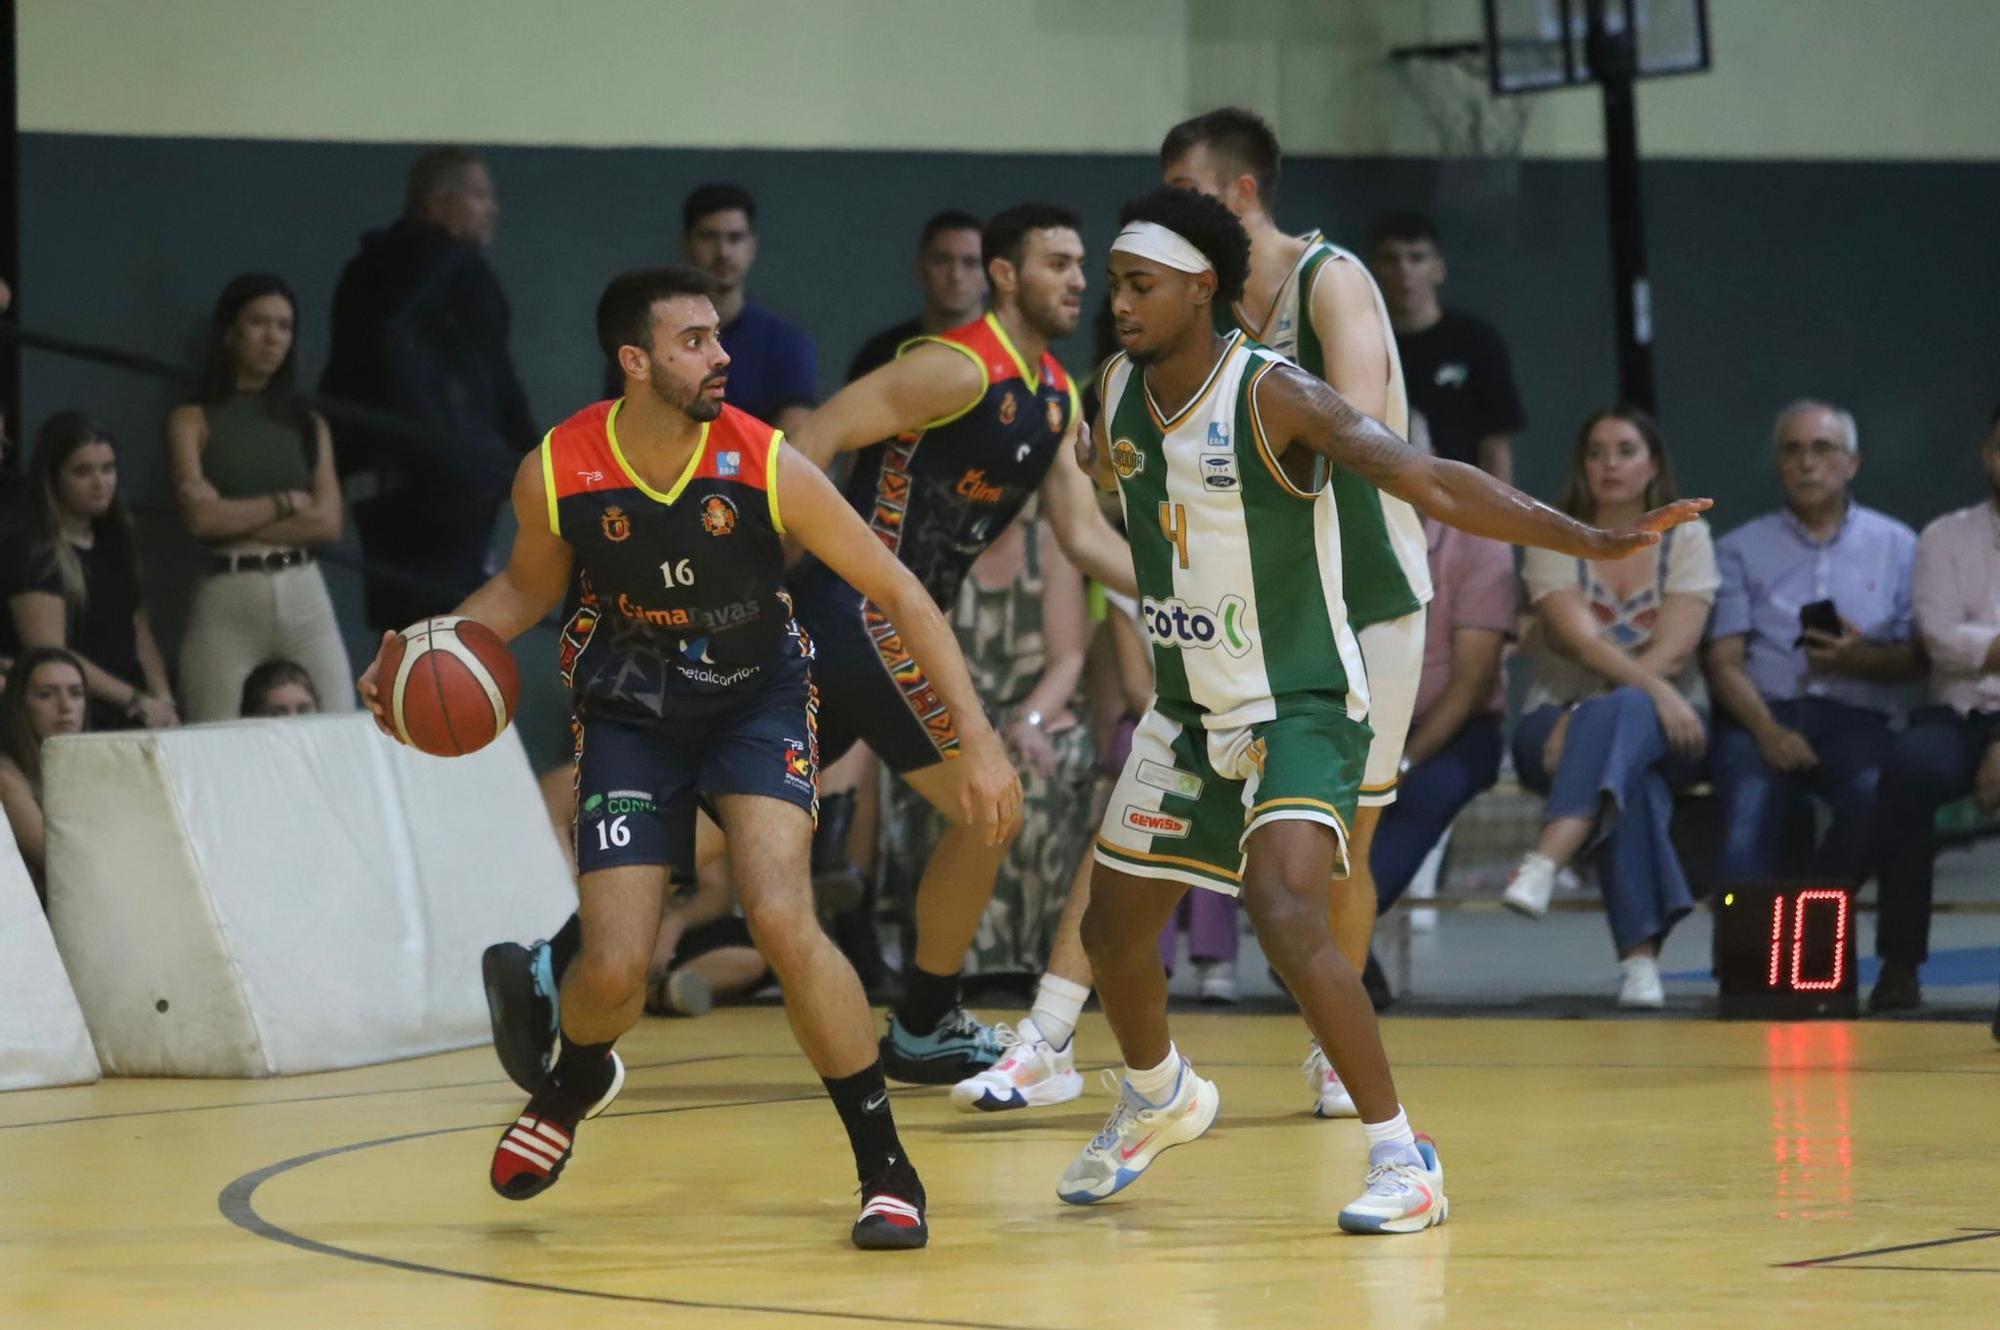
left=1115, top=186, right=1252, bottom=308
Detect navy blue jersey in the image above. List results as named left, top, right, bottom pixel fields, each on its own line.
left=546, top=399, right=810, bottom=718
left=791, top=312, right=1078, bottom=612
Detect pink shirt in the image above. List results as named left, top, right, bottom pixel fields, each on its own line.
left=1913, top=501, right=2000, bottom=714
left=1414, top=518, right=1518, bottom=721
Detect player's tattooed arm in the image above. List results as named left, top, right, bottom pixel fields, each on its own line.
left=1043, top=418, right=1137, bottom=598
left=786, top=343, right=988, bottom=474
left=775, top=447, right=1023, bottom=845
left=1257, top=364, right=1710, bottom=559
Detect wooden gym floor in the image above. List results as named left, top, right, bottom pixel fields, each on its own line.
left=4, top=1009, right=1997, bottom=1330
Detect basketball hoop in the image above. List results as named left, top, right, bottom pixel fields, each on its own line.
left=1387, top=42, right=1534, bottom=208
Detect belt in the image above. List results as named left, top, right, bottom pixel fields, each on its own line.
left=212, top=548, right=313, bottom=574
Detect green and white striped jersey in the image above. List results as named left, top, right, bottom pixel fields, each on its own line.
left=1223, top=231, right=1431, bottom=628
left=1101, top=331, right=1369, bottom=731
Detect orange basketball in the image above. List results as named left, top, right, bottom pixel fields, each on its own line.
left=376, top=616, right=520, bottom=757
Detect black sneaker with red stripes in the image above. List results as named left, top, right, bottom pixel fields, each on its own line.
left=852, top=1156, right=928, bottom=1250
left=489, top=1052, right=626, bottom=1200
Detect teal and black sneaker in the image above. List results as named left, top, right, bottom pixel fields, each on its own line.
left=879, top=1007, right=1009, bottom=1084
left=483, top=939, right=560, bottom=1094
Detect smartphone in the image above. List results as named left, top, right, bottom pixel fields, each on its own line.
left=1796, top=598, right=1841, bottom=644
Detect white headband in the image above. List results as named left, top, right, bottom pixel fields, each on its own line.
left=1111, top=221, right=1213, bottom=275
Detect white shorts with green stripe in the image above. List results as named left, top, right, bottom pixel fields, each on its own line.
left=1356, top=607, right=1427, bottom=809
left=1093, top=702, right=1372, bottom=897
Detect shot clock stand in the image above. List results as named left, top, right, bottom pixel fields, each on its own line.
left=1712, top=883, right=1859, bottom=1019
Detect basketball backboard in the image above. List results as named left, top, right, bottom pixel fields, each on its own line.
left=1484, top=0, right=1710, bottom=95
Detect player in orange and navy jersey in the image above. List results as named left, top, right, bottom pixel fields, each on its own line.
left=363, top=265, right=1019, bottom=1250
left=784, top=203, right=1139, bottom=1084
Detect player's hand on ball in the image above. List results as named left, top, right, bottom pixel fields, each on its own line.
left=357, top=630, right=399, bottom=740
left=959, top=733, right=1024, bottom=846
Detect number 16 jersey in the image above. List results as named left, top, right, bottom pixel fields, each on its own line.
left=542, top=398, right=810, bottom=720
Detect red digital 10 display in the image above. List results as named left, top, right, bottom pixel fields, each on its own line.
left=1715, top=885, right=1858, bottom=1018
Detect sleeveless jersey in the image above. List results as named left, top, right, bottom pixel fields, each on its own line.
left=543, top=399, right=808, bottom=718
left=1225, top=231, right=1431, bottom=628
left=792, top=312, right=1078, bottom=612
left=1101, top=332, right=1369, bottom=731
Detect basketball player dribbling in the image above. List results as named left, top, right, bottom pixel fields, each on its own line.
left=1062, top=187, right=1706, bottom=1231
left=360, top=265, right=1021, bottom=1250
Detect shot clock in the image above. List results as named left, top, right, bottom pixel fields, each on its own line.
left=1713, top=885, right=1858, bottom=1018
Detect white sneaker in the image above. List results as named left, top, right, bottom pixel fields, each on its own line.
left=1618, top=955, right=1665, bottom=1009
left=949, top=1017, right=1083, bottom=1112
left=1195, top=959, right=1239, bottom=1005
left=1056, top=1063, right=1219, bottom=1204
left=1301, top=1044, right=1358, bottom=1118
left=1501, top=853, right=1558, bottom=919
left=1337, top=1135, right=1449, bottom=1234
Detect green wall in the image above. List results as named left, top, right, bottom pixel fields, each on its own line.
left=19, top=133, right=2000, bottom=763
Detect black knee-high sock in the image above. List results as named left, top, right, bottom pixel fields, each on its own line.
left=550, top=912, right=584, bottom=983
left=823, top=1061, right=906, bottom=1183
left=547, top=1031, right=616, bottom=1115
left=895, top=965, right=960, bottom=1035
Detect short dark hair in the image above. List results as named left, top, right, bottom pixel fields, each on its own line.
left=683, top=182, right=757, bottom=234
left=1115, top=187, right=1252, bottom=308
left=920, top=209, right=983, bottom=250
left=1160, top=107, right=1281, bottom=210
left=239, top=659, right=320, bottom=718
left=1368, top=210, right=1440, bottom=251
left=596, top=265, right=718, bottom=368
left=982, top=202, right=1082, bottom=275
left=405, top=147, right=485, bottom=213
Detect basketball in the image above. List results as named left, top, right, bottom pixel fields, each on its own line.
left=376, top=616, right=520, bottom=757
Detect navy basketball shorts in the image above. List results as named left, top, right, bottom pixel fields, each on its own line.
left=797, top=593, right=965, bottom=776
left=571, top=665, right=820, bottom=878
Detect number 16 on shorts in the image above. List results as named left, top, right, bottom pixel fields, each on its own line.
left=581, top=789, right=656, bottom=853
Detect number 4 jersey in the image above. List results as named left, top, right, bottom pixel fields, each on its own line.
left=541, top=398, right=811, bottom=718
left=1100, top=331, right=1369, bottom=731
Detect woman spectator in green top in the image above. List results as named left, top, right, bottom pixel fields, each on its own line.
left=167, top=274, right=351, bottom=722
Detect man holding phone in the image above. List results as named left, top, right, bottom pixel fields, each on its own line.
left=1702, top=400, right=1922, bottom=925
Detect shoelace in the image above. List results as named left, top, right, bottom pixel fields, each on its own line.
left=1362, top=1159, right=1420, bottom=1198
left=1086, top=1070, right=1159, bottom=1153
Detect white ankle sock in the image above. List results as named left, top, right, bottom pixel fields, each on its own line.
left=1621, top=954, right=1659, bottom=977
left=1124, top=1044, right=1182, bottom=1105
left=1362, top=1106, right=1418, bottom=1161
left=1520, top=851, right=1557, bottom=877
left=1030, top=973, right=1089, bottom=1051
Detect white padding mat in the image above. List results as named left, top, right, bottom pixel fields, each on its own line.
left=43, top=716, right=573, bottom=1077
left=0, top=815, right=100, bottom=1090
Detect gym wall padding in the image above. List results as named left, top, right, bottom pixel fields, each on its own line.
left=42, top=716, right=574, bottom=1077
left=0, top=815, right=101, bottom=1092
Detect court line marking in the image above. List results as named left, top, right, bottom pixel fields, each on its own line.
left=217, top=1088, right=1082, bottom=1330
left=0, top=1053, right=743, bottom=1133
left=1778, top=1227, right=2000, bottom=1269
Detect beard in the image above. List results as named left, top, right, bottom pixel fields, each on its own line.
left=650, top=366, right=726, bottom=421
left=1020, top=285, right=1081, bottom=342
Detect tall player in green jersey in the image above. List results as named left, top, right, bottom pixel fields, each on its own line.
left=1162, top=107, right=1427, bottom=1118
left=1059, top=187, right=1707, bottom=1233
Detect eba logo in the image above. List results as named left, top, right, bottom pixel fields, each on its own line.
left=1110, top=438, right=1145, bottom=479
left=716, top=450, right=741, bottom=478
left=1201, top=454, right=1239, bottom=491
left=1204, top=421, right=1230, bottom=450
left=1141, top=594, right=1251, bottom=658
left=700, top=494, right=737, bottom=537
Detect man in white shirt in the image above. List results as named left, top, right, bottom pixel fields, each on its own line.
left=1873, top=406, right=2000, bottom=1013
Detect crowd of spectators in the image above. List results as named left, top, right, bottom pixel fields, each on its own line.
left=1, top=142, right=1995, bottom=1031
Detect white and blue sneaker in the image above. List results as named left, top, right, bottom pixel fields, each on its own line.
left=483, top=939, right=560, bottom=1095
left=1056, top=1062, right=1219, bottom=1205
left=949, top=1017, right=1083, bottom=1112
left=1337, top=1134, right=1449, bottom=1234
left=1302, top=1044, right=1358, bottom=1118
left=880, top=1006, right=1008, bottom=1085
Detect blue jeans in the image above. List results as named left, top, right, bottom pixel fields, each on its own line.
left=1710, top=698, right=1892, bottom=885
left=1874, top=706, right=2000, bottom=966
left=1513, top=687, right=1705, bottom=957
left=1372, top=714, right=1504, bottom=910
